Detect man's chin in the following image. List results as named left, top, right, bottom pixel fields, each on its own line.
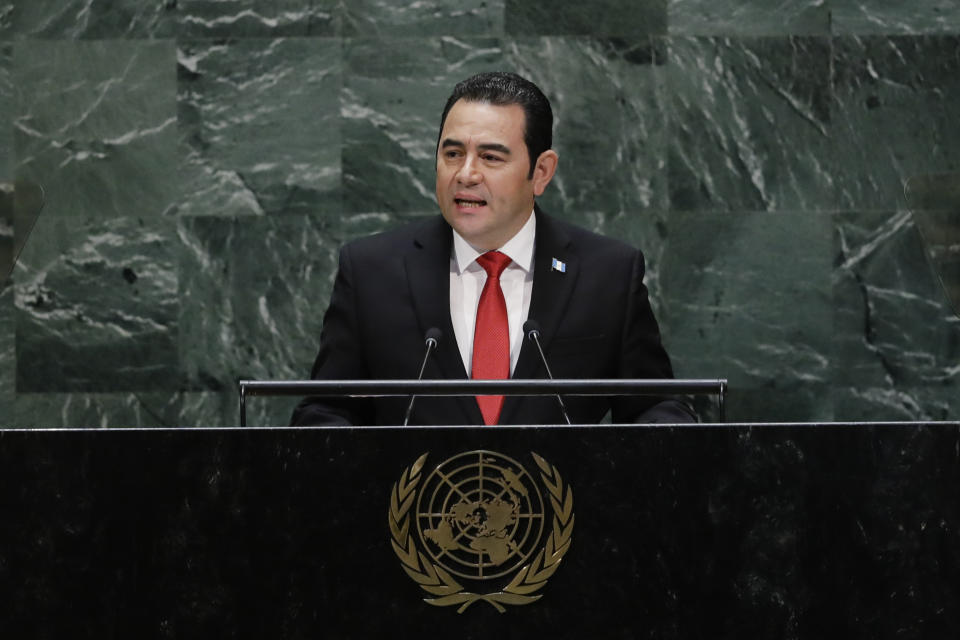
left=448, top=219, right=497, bottom=250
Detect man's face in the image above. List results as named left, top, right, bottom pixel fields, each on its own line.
left=435, top=100, right=556, bottom=250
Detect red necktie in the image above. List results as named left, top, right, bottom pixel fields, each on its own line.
left=472, top=251, right=512, bottom=425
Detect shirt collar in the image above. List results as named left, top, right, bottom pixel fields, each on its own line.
left=451, top=210, right=536, bottom=275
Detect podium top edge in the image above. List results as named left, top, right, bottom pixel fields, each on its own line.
left=2, top=421, right=959, bottom=433
left=237, top=378, right=729, bottom=397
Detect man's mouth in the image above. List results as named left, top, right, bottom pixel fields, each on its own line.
left=455, top=197, right=487, bottom=208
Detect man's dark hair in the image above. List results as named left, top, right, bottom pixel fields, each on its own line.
left=437, top=71, right=553, bottom=179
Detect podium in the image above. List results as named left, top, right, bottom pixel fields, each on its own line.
left=2, top=422, right=959, bottom=638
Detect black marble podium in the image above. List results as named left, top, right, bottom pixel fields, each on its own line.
left=2, top=423, right=959, bottom=639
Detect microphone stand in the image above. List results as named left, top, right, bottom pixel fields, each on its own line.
left=524, top=320, right=572, bottom=425
left=403, top=328, right=441, bottom=426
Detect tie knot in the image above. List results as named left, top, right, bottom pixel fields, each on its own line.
left=476, top=251, right=512, bottom=279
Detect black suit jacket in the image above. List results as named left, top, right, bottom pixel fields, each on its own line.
left=291, top=208, right=695, bottom=425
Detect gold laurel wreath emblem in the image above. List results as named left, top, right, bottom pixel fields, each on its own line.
left=388, top=452, right=574, bottom=613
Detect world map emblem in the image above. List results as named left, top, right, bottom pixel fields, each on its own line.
left=389, top=450, right=574, bottom=612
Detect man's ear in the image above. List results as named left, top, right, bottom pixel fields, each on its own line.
left=531, top=150, right=559, bottom=196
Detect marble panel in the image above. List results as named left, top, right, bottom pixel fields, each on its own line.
left=835, top=385, right=960, bottom=421
left=667, top=0, right=830, bottom=36
left=506, top=0, right=666, bottom=36
left=0, top=284, right=11, bottom=418
left=13, top=40, right=177, bottom=221
left=505, top=37, right=670, bottom=226
left=178, top=214, right=373, bottom=425
left=177, top=38, right=341, bottom=217
left=0, top=3, right=10, bottom=37
left=2, top=0, right=176, bottom=39
left=667, top=36, right=834, bottom=212
left=1, top=45, right=10, bottom=283
left=180, top=389, right=237, bottom=427
left=831, top=0, right=960, bottom=35
left=183, top=389, right=305, bottom=428
left=658, top=211, right=834, bottom=421
left=723, top=384, right=836, bottom=422
left=0, top=42, right=10, bottom=179
left=831, top=36, right=960, bottom=210
left=15, top=215, right=180, bottom=392
left=12, top=392, right=184, bottom=428
left=913, top=209, right=960, bottom=320
left=832, top=210, right=960, bottom=418
left=341, top=0, right=504, bottom=37
left=0, top=184, right=10, bottom=283
left=178, top=0, right=336, bottom=37
left=341, top=37, right=503, bottom=215
left=600, top=208, right=670, bottom=310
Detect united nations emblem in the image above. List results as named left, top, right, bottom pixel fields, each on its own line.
left=388, top=450, right=574, bottom=612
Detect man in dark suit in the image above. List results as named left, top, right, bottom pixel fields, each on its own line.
left=291, top=72, right=695, bottom=426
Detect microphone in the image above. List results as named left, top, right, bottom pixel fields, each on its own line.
left=403, top=327, right=442, bottom=426
left=523, top=320, right=572, bottom=425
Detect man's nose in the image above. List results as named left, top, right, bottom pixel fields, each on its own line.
left=456, top=155, right=482, bottom=184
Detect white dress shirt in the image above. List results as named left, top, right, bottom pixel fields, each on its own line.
left=449, top=212, right=536, bottom=375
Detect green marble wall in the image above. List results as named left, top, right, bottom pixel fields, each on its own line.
left=0, top=1, right=957, bottom=426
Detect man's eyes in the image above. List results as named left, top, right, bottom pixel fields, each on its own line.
left=441, top=150, right=504, bottom=162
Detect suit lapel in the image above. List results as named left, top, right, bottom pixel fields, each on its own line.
left=404, top=216, right=484, bottom=424
left=501, top=208, right=578, bottom=423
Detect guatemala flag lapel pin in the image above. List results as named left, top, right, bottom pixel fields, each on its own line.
left=551, top=257, right=567, bottom=273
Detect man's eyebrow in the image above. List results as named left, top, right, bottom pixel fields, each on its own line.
left=477, top=143, right=511, bottom=155
left=439, top=139, right=511, bottom=155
